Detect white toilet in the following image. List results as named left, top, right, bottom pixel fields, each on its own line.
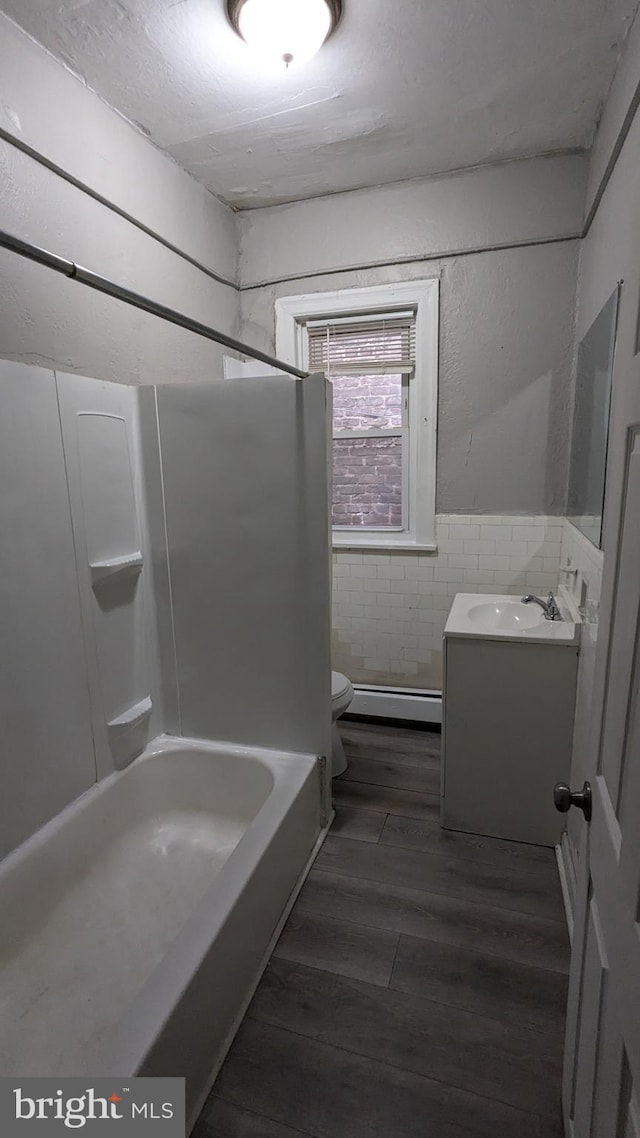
left=331, top=670, right=354, bottom=777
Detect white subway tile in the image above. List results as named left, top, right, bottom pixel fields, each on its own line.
left=350, top=618, right=375, bottom=633
left=463, top=539, right=496, bottom=555
left=427, top=579, right=457, bottom=594
left=332, top=616, right=351, bottom=630
left=377, top=564, right=406, bottom=580
left=346, top=590, right=369, bottom=605
left=464, top=569, right=496, bottom=586
left=493, top=540, right=526, bottom=557
left=524, top=572, right=558, bottom=590
left=541, top=528, right=563, bottom=545
left=479, top=554, right=511, bottom=570
left=402, top=647, right=433, bottom=664
left=405, top=564, right=428, bottom=579
left=493, top=569, right=519, bottom=586
left=437, top=539, right=465, bottom=554
left=350, top=564, right=378, bottom=578
left=512, top=525, right=544, bottom=542
left=434, top=567, right=464, bottom=582
left=340, top=577, right=361, bottom=591
left=391, top=634, right=418, bottom=650
left=390, top=608, right=415, bottom=622
left=449, top=523, right=481, bottom=541
left=337, top=602, right=364, bottom=616
left=509, top=555, right=543, bottom=572
left=393, top=579, right=422, bottom=594
left=480, top=525, right=509, bottom=542
left=390, top=555, right=421, bottom=568
left=410, top=620, right=438, bottom=637
left=448, top=554, right=479, bottom=569
left=377, top=619, right=403, bottom=634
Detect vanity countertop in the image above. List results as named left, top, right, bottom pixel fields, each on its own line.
left=444, top=590, right=581, bottom=646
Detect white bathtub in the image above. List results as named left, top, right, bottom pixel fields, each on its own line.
left=0, top=736, right=322, bottom=1128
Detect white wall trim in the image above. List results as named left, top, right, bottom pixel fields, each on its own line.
left=276, top=279, right=439, bottom=550
left=347, top=685, right=443, bottom=725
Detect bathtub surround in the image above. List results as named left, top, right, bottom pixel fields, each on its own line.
left=0, top=361, right=331, bottom=861
left=0, top=362, right=96, bottom=860
left=56, top=372, right=162, bottom=776
left=139, top=375, right=332, bottom=762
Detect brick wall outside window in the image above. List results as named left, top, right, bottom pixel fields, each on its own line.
left=332, top=373, right=403, bottom=526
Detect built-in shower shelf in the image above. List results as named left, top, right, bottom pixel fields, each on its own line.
left=106, top=695, right=152, bottom=736
left=90, top=551, right=143, bottom=587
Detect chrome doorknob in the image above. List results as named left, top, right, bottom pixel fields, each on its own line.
left=554, top=781, right=592, bottom=821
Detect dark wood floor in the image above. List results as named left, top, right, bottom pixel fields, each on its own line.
left=194, top=720, right=570, bottom=1138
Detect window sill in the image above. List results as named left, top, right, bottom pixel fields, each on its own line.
left=332, top=535, right=437, bottom=553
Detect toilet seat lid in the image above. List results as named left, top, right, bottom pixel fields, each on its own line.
left=331, top=671, right=352, bottom=701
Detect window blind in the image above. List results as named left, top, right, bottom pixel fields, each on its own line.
left=307, top=312, right=416, bottom=376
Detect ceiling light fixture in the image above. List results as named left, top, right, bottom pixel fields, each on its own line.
left=226, top=0, right=342, bottom=68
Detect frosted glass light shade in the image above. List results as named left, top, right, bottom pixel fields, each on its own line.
left=234, top=0, right=336, bottom=66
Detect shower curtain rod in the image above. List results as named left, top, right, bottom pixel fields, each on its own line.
left=0, top=228, right=308, bottom=380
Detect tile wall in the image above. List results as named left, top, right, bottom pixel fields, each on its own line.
left=332, top=514, right=565, bottom=690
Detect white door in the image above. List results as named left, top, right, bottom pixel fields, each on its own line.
left=562, top=272, right=640, bottom=1131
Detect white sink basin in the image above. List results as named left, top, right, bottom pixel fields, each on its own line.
left=467, top=600, right=544, bottom=632
left=444, top=592, right=581, bottom=645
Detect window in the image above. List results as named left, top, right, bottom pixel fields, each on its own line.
left=276, top=280, right=439, bottom=551
left=308, top=313, right=412, bottom=530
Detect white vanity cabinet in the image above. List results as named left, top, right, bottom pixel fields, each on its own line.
left=442, top=593, right=580, bottom=847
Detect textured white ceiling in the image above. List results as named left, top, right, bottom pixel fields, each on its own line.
left=1, top=0, right=637, bottom=208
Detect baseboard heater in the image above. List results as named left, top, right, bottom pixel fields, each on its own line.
left=348, top=684, right=442, bottom=725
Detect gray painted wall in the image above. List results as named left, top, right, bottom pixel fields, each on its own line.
left=0, top=13, right=239, bottom=385
left=239, top=158, right=585, bottom=513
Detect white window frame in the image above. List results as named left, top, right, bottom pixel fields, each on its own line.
left=276, top=279, right=439, bottom=551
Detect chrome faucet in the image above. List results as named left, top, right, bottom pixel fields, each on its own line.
left=521, top=591, right=561, bottom=621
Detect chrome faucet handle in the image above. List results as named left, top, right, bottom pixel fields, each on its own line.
left=521, top=592, right=561, bottom=621
left=546, top=592, right=561, bottom=620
